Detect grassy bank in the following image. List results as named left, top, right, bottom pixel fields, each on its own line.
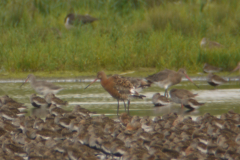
left=0, top=0, right=239, bottom=75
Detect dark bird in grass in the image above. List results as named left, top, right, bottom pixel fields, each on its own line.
left=203, top=63, right=222, bottom=73
left=200, top=37, right=224, bottom=49
left=152, top=93, right=171, bottom=107
left=207, top=73, right=227, bottom=88
left=64, top=13, right=98, bottom=29
left=30, top=94, right=50, bottom=108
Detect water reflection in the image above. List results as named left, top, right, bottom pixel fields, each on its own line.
left=0, top=80, right=239, bottom=118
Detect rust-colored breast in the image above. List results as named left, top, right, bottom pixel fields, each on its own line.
left=101, top=75, right=133, bottom=100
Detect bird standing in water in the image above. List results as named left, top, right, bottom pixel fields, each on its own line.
left=207, top=73, right=227, bottom=88
left=85, top=71, right=146, bottom=116
left=20, top=74, right=62, bottom=96
left=146, top=68, right=199, bottom=97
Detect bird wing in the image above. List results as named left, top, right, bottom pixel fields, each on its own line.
left=112, top=75, right=135, bottom=95
left=76, top=15, right=98, bottom=24
left=33, top=97, right=47, bottom=104
left=146, top=70, right=171, bottom=82
left=212, top=75, right=227, bottom=84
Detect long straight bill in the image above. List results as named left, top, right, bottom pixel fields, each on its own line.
left=228, top=65, right=240, bottom=76
left=184, top=74, right=199, bottom=88
left=85, top=78, right=98, bottom=89
left=19, top=77, right=29, bottom=88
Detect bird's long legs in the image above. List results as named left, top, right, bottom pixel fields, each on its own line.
left=117, top=100, right=119, bottom=117
left=164, top=89, right=169, bottom=97
left=127, top=100, right=130, bottom=115
left=123, top=101, right=127, bottom=112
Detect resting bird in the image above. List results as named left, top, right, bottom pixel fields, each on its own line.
left=207, top=73, right=227, bottom=88
left=152, top=93, right=171, bottom=107
left=203, top=63, right=222, bottom=73
left=64, top=13, right=98, bottom=29
left=200, top=37, right=224, bottom=49
left=30, top=94, right=50, bottom=108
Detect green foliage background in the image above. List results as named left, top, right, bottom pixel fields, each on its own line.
left=0, top=0, right=239, bottom=74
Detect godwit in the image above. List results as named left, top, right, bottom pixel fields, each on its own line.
left=200, top=37, right=224, bottom=49
left=85, top=71, right=146, bottom=116
left=203, top=63, right=222, bottom=73
left=20, top=74, right=63, bottom=96
left=146, top=68, right=199, bottom=97
left=169, top=88, right=198, bottom=108
left=152, top=93, right=171, bottom=107
left=207, top=73, right=227, bottom=88
left=64, top=13, right=98, bottom=29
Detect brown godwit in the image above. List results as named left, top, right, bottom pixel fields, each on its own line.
left=169, top=88, right=198, bottom=108
left=30, top=93, right=50, bottom=108
left=64, top=13, right=98, bottom=29
left=146, top=68, right=199, bottom=97
left=20, top=74, right=63, bottom=96
left=200, top=37, right=224, bottom=49
left=207, top=73, right=227, bottom=88
left=85, top=71, right=146, bottom=116
left=152, top=93, right=171, bottom=107
left=119, top=76, right=150, bottom=112
left=203, top=63, right=222, bottom=73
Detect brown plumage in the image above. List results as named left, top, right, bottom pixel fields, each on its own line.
left=182, top=98, right=205, bottom=110
left=152, top=93, right=171, bottom=107
left=169, top=88, right=198, bottom=108
left=123, top=77, right=150, bottom=93
left=203, top=63, right=222, bottom=73
left=30, top=93, right=50, bottom=108
left=64, top=13, right=98, bottom=29
left=85, top=71, right=146, bottom=116
left=207, top=73, right=227, bottom=87
left=45, top=93, right=68, bottom=107
left=146, top=68, right=198, bottom=97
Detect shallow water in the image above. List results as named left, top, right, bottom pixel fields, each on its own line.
left=0, top=78, right=239, bottom=118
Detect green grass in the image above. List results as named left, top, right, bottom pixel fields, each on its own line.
left=0, top=0, right=239, bottom=76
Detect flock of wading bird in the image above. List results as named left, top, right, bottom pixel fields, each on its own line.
left=9, top=61, right=239, bottom=117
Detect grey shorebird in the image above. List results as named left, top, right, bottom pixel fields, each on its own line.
left=20, top=74, right=63, bottom=96
left=146, top=68, right=199, bottom=97
left=203, top=63, right=222, bottom=73
left=207, top=73, right=227, bottom=88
